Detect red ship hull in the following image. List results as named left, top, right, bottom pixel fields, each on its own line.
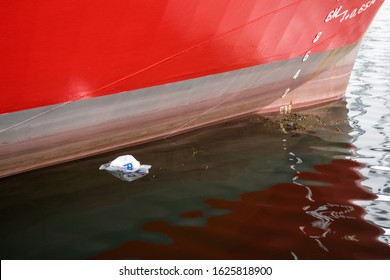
left=0, top=0, right=384, bottom=177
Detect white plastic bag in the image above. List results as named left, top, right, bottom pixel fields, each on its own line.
left=99, top=155, right=151, bottom=182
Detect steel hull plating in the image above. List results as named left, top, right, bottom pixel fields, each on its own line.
left=1, top=44, right=358, bottom=177
left=0, top=0, right=384, bottom=177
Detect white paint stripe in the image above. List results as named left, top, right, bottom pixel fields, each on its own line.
left=0, top=102, right=70, bottom=134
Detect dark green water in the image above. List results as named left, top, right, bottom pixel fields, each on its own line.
left=0, top=99, right=389, bottom=259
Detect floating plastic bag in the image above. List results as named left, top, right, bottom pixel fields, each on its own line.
left=99, top=155, right=151, bottom=182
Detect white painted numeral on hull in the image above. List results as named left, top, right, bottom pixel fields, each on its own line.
left=312, top=32, right=322, bottom=43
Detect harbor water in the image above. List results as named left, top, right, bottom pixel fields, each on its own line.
left=0, top=2, right=389, bottom=260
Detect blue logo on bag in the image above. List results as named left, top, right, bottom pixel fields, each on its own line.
left=123, top=163, right=133, bottom=170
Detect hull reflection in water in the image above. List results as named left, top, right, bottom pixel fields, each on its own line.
left=1, top=100, right=389, bottom=259
left=92, top=159, right=390, bottom=260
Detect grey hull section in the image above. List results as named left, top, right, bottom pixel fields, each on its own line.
left=0, top=43, right=359, bottom=177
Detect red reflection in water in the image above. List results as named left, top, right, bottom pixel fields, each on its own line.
left=93, top=159, right=390, bottom=259
left=180, top=210, right=204, bottom=219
